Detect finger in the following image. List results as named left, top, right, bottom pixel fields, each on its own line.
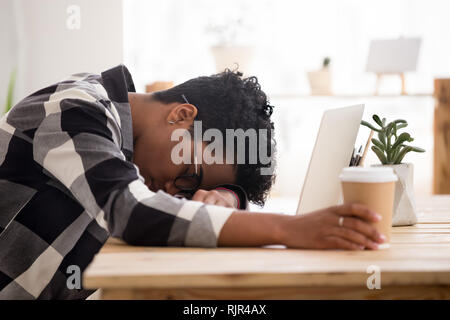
left=331, top=227, right=379, bottom=250
left=332, top=203, right=381, bottom=222
left=340, top=217, right=385, bottom=243
left=324, top=236, right=364, bottom=251
left=211, top=194, right=234, bottom=208
left=202, top=195, right=219, bottom=206
left=216, top=189, right=238, bottom=207
left=191, top=190, right=208, bottom=202
left=217, top=199, right=234, bottom=208
left=203, top=194, right=233, bottom=207
left=213, top=199, right=233, bottom=208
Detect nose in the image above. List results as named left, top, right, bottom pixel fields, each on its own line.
left=163, top=180, right=180, bottom=195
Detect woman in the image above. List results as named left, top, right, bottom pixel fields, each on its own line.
left=0, top=65, right=384, bottom=299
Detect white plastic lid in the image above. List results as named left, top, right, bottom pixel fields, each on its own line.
left=339, top=167, right=398, bottom=183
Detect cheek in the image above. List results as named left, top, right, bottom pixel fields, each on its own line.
left=134, top=139, right=179, bottom=180
left=159, top=143, right=183, bottom=179
left=133, top=146, right=153, bottom=180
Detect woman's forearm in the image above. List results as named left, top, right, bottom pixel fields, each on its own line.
left=217, top=211, right=288, bottom=247
left=217, top=205, right=386, bottom=250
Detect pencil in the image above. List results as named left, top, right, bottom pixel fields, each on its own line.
left=359, top=130, right=374, bottom=167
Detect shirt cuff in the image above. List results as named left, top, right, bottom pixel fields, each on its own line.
left=184, top=203, right=234, bottom=248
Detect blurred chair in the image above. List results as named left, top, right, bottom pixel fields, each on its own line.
left=145, top=81, right=174, bottom=93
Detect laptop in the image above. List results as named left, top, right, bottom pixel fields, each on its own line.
left=296, top=104, right=365, bottom=215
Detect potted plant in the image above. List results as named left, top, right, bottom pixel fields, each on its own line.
left=205, top=19, right=254, bottom=74
left=307, top=57, right=332, bottom=95
left=361, top=114, right=425, bottom=226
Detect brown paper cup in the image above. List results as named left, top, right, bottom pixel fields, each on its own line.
left=339, top=167, right=398, bottom=249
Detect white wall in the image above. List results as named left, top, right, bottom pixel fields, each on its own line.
left=124, top=0, right=450, bottom=95
left=0, top=0, right=19, bottom=110
left=1, top=0, right=124, bottom=108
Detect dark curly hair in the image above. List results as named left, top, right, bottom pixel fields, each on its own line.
left=152, top=69, right=276, bottom=206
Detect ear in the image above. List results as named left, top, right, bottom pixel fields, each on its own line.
left=167, top=103, right=198, bottom=125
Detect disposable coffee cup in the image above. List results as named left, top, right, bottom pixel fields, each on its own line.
left=339, top=167, right=398, bottom=249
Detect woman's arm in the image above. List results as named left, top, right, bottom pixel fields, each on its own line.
left=218, top=204, right=386, bottom=250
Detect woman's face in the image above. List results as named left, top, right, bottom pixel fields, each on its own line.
left=132, top=116, right=236, bottom=196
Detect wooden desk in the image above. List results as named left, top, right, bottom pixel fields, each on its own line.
left=83, top=196, right=450, bottom=299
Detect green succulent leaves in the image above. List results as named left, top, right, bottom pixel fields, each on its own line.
left=361, top=114, right=425, bottom=165
left=361, top=120, right=380, bottom=132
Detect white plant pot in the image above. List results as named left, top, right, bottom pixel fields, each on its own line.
left=307, top=69, right=332, bottom=95
left=373, top=163, right=418, bottom=226
left=210, top=46, right=254, bottom=74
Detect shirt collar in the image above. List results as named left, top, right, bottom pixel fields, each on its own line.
left=101, top=64, right=136, bottom=102
left=100, top=64, right=136, bottom=161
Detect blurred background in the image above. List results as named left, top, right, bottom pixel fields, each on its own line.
left=2, top=0, right=450, bottom=213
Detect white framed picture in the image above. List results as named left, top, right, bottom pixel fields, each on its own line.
left=366, top=38, right=422, bottom=74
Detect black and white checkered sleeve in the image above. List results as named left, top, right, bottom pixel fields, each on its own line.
left=32, top=89, right=234, bottom=248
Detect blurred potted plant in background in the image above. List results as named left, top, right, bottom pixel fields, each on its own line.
left=307, top=57, right=332, bottom=95
left=205, top=18, right=254, bottom=74
left=361, top=114, right=425, bottom=226
left=4, top=68, right=16, bottom=114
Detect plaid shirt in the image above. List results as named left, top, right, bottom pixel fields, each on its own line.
left=0, top=65, right=245, bottom=300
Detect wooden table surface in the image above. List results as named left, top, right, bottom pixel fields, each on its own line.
left=83, top=196, right=450, bottom=299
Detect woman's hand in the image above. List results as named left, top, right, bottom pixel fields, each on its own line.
left=218, top=203, right=386, bottom=251
left=278, top=203, right=386, bottom=250
left=191, top=189, right=237, bottom=208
